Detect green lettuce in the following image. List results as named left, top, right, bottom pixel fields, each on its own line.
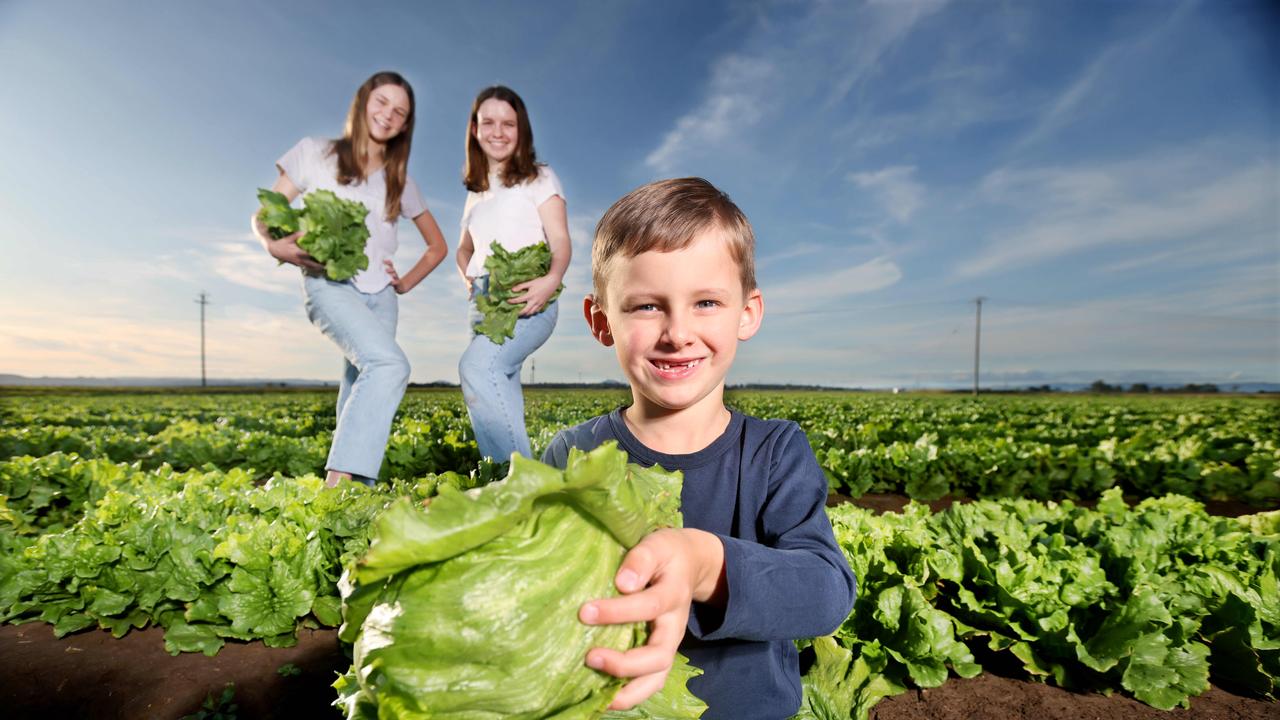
left=334, top=442, right=706, bottom=719
left=257, top=188, right=371, bottom=281
left=474, top=241, right=563, bottom=344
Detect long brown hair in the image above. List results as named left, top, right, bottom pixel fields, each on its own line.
left=331, top=71, right=415, bottom=221
left=464, top=85, right=538, bottom=193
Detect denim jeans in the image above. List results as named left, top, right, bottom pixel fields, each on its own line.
left=302, top=275, right=409, bottom=482
left=459, top=275, right=558, bottom=462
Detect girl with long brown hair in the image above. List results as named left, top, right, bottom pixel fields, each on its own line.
left=253, top=71, right=448, bottom=486
left=456, top=85, right=571, bottom=461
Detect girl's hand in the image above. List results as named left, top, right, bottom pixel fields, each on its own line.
left=385, top=259, right=410, bottom=294
left=270, top=230, right=325, bottom=272
left=508, top=274, right=560, bottom=316
left=577, top=528, right=725, bottom=710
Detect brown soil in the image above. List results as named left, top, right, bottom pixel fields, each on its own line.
left=869, top=674, right=1277, bottom=720
left=3, top=620, right=1275, bottom=720
left=0, top=623, right=346, bottom=719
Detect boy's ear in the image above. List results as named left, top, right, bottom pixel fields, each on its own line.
left=583, top=295, right=615, bottom=347
left=738, top=288, right=764, bottom=341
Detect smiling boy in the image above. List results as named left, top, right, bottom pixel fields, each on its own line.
left=541, top=178, right=856, bottom=719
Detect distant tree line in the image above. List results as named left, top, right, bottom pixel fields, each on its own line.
left=1086, top=380, right=1222, bottom=394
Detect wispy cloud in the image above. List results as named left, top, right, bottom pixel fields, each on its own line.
left=1010, top=0, right=1196, bottom=153
left=208, top=237, right=302, bottom=295
left=765, top=256, right=903, bottom=314
left=757, top=241, right=827, bottom=268
left=645, top=55, right=779, bottom=173
left=561, top=210, right=602, bottom=300
left=848, top=165, right=925, bottom=223
left=644, top=0, right=948, bottom=175
left=959, top=148, right=1274, bottom=278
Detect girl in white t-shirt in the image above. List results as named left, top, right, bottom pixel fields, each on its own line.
left=252, top=71, right=448, bottom=486
left=456, top=86, right=571, bottom=461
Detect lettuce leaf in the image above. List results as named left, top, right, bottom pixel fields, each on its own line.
left=335, top=442, right=705, bottom=719
left=474, top=241, right=563, bottom=344
left=257, top=188, right=371, bottom=281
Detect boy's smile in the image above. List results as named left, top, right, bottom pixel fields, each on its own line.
left=587, top=228, right=763, bottom=424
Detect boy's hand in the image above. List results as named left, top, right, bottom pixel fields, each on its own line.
left=579, top=528, right=725, bottom=710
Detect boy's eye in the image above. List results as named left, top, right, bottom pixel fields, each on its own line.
left=696, top=299, right=721, bottom=309
left=632, top=303, right=658, bottom=312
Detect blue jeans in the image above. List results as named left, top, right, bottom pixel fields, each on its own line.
left=303, top=275, right=409, bottom=482
left=459, top=276, right=558, bottom=462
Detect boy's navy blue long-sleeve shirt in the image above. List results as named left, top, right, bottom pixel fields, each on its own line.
left=542, top=407, right=857, bottom=720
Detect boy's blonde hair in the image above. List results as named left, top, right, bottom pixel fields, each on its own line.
left=592, top=177, right=756, bottom=308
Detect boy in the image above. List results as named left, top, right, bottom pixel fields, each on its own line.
left=541, top=178, right=856, bottom=719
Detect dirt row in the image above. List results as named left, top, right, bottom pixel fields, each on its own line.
left=2, top=620, right=1275, bottom=720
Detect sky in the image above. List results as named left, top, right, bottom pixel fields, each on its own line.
left=1, top=0, right=1276, bottom=388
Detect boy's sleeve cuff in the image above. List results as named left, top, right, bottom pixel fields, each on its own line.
left=686, top=533, right=749, bottom=640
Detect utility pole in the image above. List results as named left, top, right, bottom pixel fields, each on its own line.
left=972, top=296, right=985, bottom=397
left=530, top=358, right=536, bottom=385
left=196, top=292, right=210, bottom=388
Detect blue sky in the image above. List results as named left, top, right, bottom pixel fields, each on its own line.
left=1, top=0, right=1276, bottom=387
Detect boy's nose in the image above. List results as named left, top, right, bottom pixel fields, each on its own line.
left=664, top=313, right=692, bottom=346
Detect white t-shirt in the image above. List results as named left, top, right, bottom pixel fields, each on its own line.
left=277, top=136, right=428, bottom=294
left=461, top=165, right=564, bottom=277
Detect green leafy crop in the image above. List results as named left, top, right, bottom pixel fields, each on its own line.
left=258, top=188, right=371, bottom=281
left=334, top=442, right=706, bottom=719
left=820, top=491, right=1279, bottom=717
left=473, top=241, right=563, bottom=344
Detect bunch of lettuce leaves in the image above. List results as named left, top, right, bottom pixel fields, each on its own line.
left=473, top=241, right=563, bottom=344
left=334, top=442, right=707, bottom=719
left=811, top=491, right=1279, bottom=719
left=0, top=453, right=510, bottom=656
left=258, top=188, right=371, bottom=281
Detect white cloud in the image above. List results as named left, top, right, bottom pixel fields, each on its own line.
left=561, top=210, right=601, bottom=299
left=959, top=155, right=1275, bottom=278
left=848, top=165, right=925, bottom=223
left=644, top=0, right=949, bottom=174
left=1096, top=235, right=1276, bottom=275
left=645, top=55, right=778, bottom=173
left=765, top=256, right=903, bottom=314
left=1010, top=1, right=1194, bottom=152
left=757, top=241, right=827, bottom=267
left=208, top=238, right=302, bottom=295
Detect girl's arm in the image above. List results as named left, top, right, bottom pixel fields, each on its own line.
left=385, top=209, right=448, bottom=294
left=509, top=195, right=571, bottom=316
left=251, top=173, right=324, bottom=271
left=456, top=228, right=476, bottom=294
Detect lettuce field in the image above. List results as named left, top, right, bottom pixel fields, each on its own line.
left=1, top=388, right=1277, bottom=719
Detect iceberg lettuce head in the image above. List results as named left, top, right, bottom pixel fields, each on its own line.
left=334, top=442, right=706, bottom=719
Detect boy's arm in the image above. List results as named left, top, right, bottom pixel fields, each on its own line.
left=689, top=425, right=856, bottom=643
